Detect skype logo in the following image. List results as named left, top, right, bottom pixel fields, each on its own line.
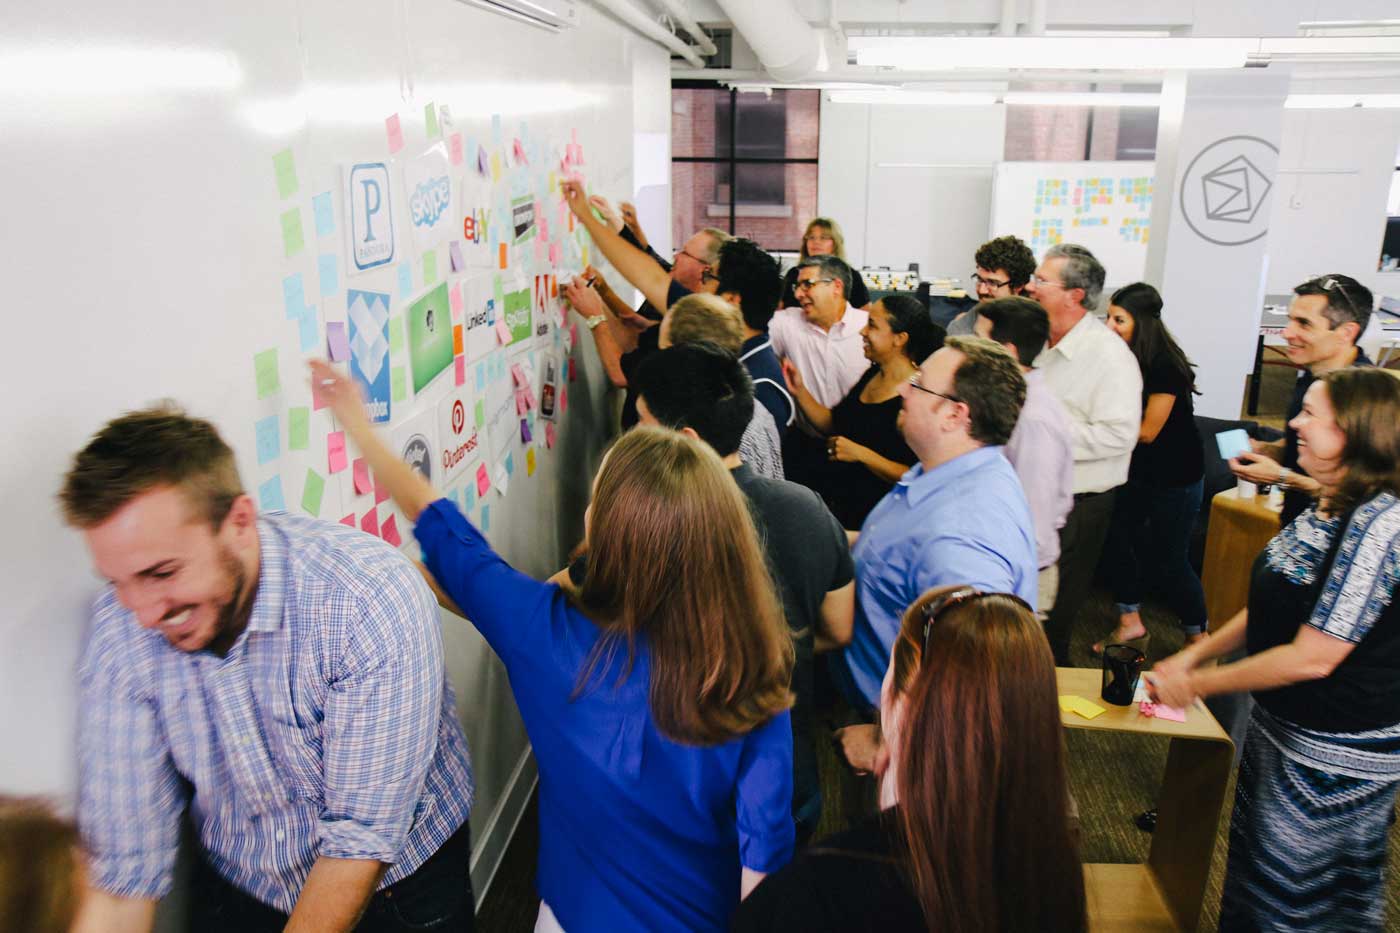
left=410, top=176, right=451, bottom=229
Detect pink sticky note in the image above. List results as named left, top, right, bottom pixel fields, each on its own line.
left=339, top=513, right=355, bottom=527
left=385, top=114, right=404, bottom=153
left=450, top=282, right=463, bottom=316
left=567, top=357, right=576, bottom=382
left=327, top=431, right=348, bottom=473
left=353, top=458, right=372, bottom=494
left=560, top=386, right=568, bottom=412
left=455, top=355, right=466, bottom=386
left=476, top=463, right=491, bottom=496
left=360, top=508, right=379, bottom=537
left=326, top=322, right=350, bottom=362
left=511, top=363, right=527, bottom=387
left=534, top=238, right=547, bottom=262
left=539, top=217, right=549, bottom=240
left=312, top=378, right=330, bottom=411
left=495, top=317, right=511, bottom=345
left=381, top=513, right=402, bottom=547
left=374, top=475, right=390, bottom=505
left=449, top=133, right=464, bottom=165
left=545, top=422, right=556, bottom=449
left=512, top=137, right=528, bottom=164
left=549, top=242, right=561, bottom=265
left=515, top=388, right=528, bottom=416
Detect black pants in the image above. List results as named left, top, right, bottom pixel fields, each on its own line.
left=1043, top=488, right=1118, bottom=665
left=190, top=820, right=475, bottom=932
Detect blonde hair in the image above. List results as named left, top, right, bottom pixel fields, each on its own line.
left=698, top=227, right=732, bottom=265
left=665, top=294, right=745, bottom=353
left=800, top=217, right=847, bottom=261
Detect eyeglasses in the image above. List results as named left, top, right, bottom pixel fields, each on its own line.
left=919, top=588, right=1032, bottom=654
left=907, top=372, right=962, bottom=404
left=972, top=272, right=1012, bottom=291
left=1029, top=273, right=1066, bottom=290
left=804, top=234, right=834, bottom=243
left=675, top=248, right=710, bottom=267
left=793, top=278, right=834, bottom=293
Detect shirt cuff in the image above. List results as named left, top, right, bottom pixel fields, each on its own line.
left=738, top=822, right=796, bottom=874
left=87, top=850, right=177, bottom=902
left=318, top=818, right=405, bottom=864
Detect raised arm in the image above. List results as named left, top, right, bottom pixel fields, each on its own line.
left=781, top=358, right=833, bottom=434
left=563, top=277, right=630, bottom=388
left=563, top=179, right=674, bottom=313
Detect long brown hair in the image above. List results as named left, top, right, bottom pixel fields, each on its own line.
left=1323, top=367, right=1400, bottom=516
left=0, top=797, right=83, bottom=933
left=576, top=427, right=793, bottom=745
left=890, top=586, right=1085, bottom=933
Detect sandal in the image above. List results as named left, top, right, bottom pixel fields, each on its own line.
left=1090, top=631, right=1151, bottom=658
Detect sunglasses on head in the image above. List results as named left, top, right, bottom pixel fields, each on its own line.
left=919, top=588, right=1033, bottom=654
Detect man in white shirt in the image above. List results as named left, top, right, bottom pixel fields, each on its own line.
left=1025, top=243, right=1142, bottom=665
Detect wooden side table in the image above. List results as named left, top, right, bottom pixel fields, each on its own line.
left=1058, top=668, right=1234, bottom=932
left=1201, top=488, right=1282, bottom=628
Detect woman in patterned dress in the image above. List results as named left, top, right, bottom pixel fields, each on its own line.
left=1148, top=367, right=1400, bottom=931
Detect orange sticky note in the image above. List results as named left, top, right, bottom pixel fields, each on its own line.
left=453, top=324, right=464, bottom=355
left=498, top=242, right=508, bottom=269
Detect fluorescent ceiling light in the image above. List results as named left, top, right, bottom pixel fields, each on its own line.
left=0, top=44, right=242, bottom=95
left=1285, top=93, right=1400, bottom=109
left=851, top=37, right=1256, bottom=70
left=827, top=89, right=999, bottom=106
left=1003, top=91, right=1160, bottom=107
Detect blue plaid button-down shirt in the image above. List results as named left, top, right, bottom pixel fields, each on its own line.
left=77, top=510, right=475, bottom=913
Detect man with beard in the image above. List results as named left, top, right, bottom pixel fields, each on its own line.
left=63, top=405, right=476, bottom=933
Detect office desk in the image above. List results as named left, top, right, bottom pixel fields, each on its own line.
left=1201, top=488, right=1282, bottom=627
left=1059, top=668, right=1234, bottom=932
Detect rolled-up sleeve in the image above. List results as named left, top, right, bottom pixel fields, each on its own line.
left=77, top=609, right=185, bottom=900
left=735, top=710, right=795, bottom=873
left=319, top=565, right=442, bottom=863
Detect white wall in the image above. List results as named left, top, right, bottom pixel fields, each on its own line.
left=818, top=97, right=1007, bottom=278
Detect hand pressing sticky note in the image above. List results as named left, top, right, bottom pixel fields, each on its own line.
left=326, top=321, right=350, bottom=363
left=327, top=431, right=348, bottom=473
left=301, top=469, right=325, bottom=517
left=254, top=349, right=280, bottom=399
left=288, top=407, right=309, bottom=451
left=353, top=457, right=372, bottom=495
left=280, top=207, right=305, bottom=257
left=381, top=513, right=402, bottom=547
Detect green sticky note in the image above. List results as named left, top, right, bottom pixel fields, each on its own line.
left=423, top=249, right=438, bottom=285
left=272, top=148, right=298, bottom=199
left=492, top=274, right=505, bottom=309
left=254, top=349, right=280, bottom=399
left=287, top=406, right=310, bottom=451
left=474, top=398, right=485, bottom=428
left=280, top=207, right=305, bottom=257
left=425, top=101, right=440, bottom=138
left=300, top=468, right=325, bottom=517
left=391, top=366, right=407, bottom=402
left=389, top=316, right=405, bottom=354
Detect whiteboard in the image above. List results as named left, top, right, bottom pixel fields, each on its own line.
left=0, top=0, right=668, bottom=911
left=991, top=161, right=1156, bottom=291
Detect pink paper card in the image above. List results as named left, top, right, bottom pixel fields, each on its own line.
left=450, top=282, right=463, bottom=317
left=374, top=475, right=390, bottom=505
left=534, top=238, right=547, bottom=262
left=449, top=133, right=464, bottom=165
left=381, top=513, right=402, bottom=547
left=476, top=463, right=491, bottom=497
left=327, top=432, right=348, bottom=473
left=560, top=386, right=568, bottom=412
left=455, top=355, right=466, bottom=386
left=385, top=114, right=404, bottom=153
left=495, top=317, right=512, bottom=345
left=511, top=362, right=527, bottom=387
left=515, top=389, right=528, bottom=415
left=567, top=357, right=576, bottom=382
left=545, top=422, right=556, bottom=449
left=512, top=137, right=528, bottom=164
left=312, top=377, right=331, bottom=411
left=549, top=242, right=561, bottom=266
left=339, top=513, right=355, bottom=527
left=360, top=508, right=379, bottom=537
left=353, top=458, right=372, bottom=494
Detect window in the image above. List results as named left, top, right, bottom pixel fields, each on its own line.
left=1381, top=158, right=1400, bottom=272
left=672, top=83, right=820, bottom=251
left=1003, top=83, right=1158, bottom=162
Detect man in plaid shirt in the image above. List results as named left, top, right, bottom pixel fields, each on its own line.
left=62, top=405, right=476, bottom=932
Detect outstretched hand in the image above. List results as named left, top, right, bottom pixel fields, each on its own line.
left=587, top=195, right=623, bottom=232
left=620, top=201, right=648, bottom=248
left=780, top=358, right=804, bottom=393
left=308, top=360, right=369, bottom=431
left=561, top=179, right=589, bottom=220
left=563, top=275, right=606, bottom=320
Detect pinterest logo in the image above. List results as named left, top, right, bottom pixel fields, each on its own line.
left=451, top=399, right=465, bottom=435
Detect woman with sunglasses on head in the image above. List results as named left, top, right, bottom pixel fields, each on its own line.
left=779, top=218, right=871, bottom=310
left=1148, top=368, right=1400, bottom=932
left=735, top=585, right=1086, bottom=933
left=780, top=295, right=944, bottom=529
left=1092, top=282, right=1208, bottom=655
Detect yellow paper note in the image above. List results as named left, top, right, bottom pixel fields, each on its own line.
left=1057, top=696, right=1077, bottom=713
left=1069, top=696, right=1105, bottom=720
left=491, top=153, right=502, bottom=181
left=526, top=447, right=537, bottom=476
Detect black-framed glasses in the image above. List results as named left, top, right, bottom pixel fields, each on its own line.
left=972, top=272, right=1011, bottom=290
left=793, top=277, right=834, bottom=292
left=908, top=372, right=962, bottom=404
left=920, top=588, right=1033, bottom=653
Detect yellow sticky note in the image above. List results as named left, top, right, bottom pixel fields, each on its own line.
left=548, top=171, right=557, bottom=192
left=491, top=153, right=502, bottom=181
left=526, top=447, right=537, bottom=476
left=1057, top=696, right=1077, bottom=713
left=1064, top=696, right=1105, bottom=720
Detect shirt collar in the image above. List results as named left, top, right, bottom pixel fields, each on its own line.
left=740, top=335, right=771, bottom=360
left=1046, top=312, right=1099, bottom=360
left=897, top=446, right=1003, bottom=507
left=246, top=515, right=288, bottom=634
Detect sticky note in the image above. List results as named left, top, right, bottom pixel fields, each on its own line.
left=353, top=457, right=372, bottom=494
left=534, top=239, right=546, bottom=262
left=526, top=446, right=537, bottom=476
left=254, top=415, right=280, bottom=465
left=318, top=254, right=338, bottom=297
left=312, top=191, right=334, bottom=236
left=381, top=513, right=403, bottom=547
left=385, top=113, right=404, bottom=153
left=258, top=475, right=285, bottom=511
left=388, top=316, right=405, bottom=354
left=495, top=463, right=509, bottom=496
left=425, top=101, right=440, bottom=138
left=549, top=242, right=561, bottom=265
left=475, top=363, right=486, bottom=391
left=301, top=468, right=325, bottom=517
left=477, top=144, right=489, bottom=176
left=340, top=513, right=355, bottom=527
left=272, top=148, right=298, bottom=199
left=327, top=431, right=348, bottom=473
left=449, top=241, right=464, bottom=274
left=374, top=474, right=390, bottom=505
left=463, top=482, right=476, bottom=511
left=455, top=355, right=466, bottom=386
left=498, top=242, right=508, bottom=269
left=298, top=311, right=319, bottom=353
left=254, top=349, right=280, bottom=398
left=449, top=133, right=464, bottom=165
left=545, top=422, right=556, bottom=449
left=491, top=153, right=502, bottom=182
left=450, top=284, right=463, bottom=319
left=504, top=452, right=515, bottom=476
left=453, top=324, right=464, bottom=355
left=312, top=371, right=330, bottom=411
left=326, top=321, right=350, bottom=362
left=474, top=399, right=485, bottom=428
left=495, top=317, right=511, bottom=345
left=361, top=508, right=379, bottom=537
left=288, top=406, right=309, bottom=451
left=520, top=418, right=532, bottom=443
left=1058, top=696, right=1105, bottom=720
left=480, top=503, right=490, bottom=532
left=283, top=272, right=306, bottom=319
left=391, top=366, right=407, bottom=402
left=511, top=362, right=526, bottom=387
left=567, top=357, right=576, bottom=383
left=423, top=249, right=437, bottom=285
left=476, top=463, right=491, bottom=496
left=515, top=389, right=528, bottom=416
left=397, top=262, right=413, bottom=299
left=1154, top=704, right=1188, bottom=723
left=559, top=385, right=568, bottom=412
left=280, top=207, right=305, bottom=257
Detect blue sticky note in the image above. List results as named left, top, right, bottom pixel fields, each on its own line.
left=298, top=310, right=319, bottom=352
left=398, top=262, right=413, bottom=299
left=318, top=254, right=338, bottom=297
left=475, top=363, right=485, bottom=391
left=480, top=504, right=490, bottom=532
left=282, top=273, right=305, bottom=320
left=464, top=482, right=476, bottom=511
left=255, top=415, right=280, bottom=465
left=505, top=452, right=515, bottom=475
left=258, top=475, right=286, bottom=511
left=312, top=191, right=334, bottom=237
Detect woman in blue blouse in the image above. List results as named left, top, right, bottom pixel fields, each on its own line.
left=311, top=362, right=796, bottom=933
left=1149, top=368, right=1400, bottom=932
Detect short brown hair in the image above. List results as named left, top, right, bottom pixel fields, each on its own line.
left=1323, top=368, right=1400, bottom=515
left=665, top=294, right=745, bottom=353
left=60, top=403, right=244, bottom=529
left=0, top=797, right=83, bottom=933
left=943, top=336, right=1027, bottom=446
left=577, top=427, right=793, bottom=745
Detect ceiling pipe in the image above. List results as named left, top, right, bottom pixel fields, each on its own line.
left=1028, top=0, right=1047, bottom=36
left=647, top=0, right=718, bottom=57
left=712, top=0, right=825, bottom=83
left=591, top=0, right=706, bottom=67
left=999, top=0, right=1018, bottom=37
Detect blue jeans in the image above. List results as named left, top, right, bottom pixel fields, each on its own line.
left=1101, top=477, right=1209, bottom=636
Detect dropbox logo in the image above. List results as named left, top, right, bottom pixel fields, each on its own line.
left=1178, top=136, right=1279, bottom=247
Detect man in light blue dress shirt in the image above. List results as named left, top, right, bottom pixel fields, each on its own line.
left=60, top=406, right=475, bottom=933
left=835, top=336, right=1039, bottom=711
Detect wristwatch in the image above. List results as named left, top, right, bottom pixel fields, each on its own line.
left=584, top=314, right=607, bottom=331
left=1277, top=466, right=1293, bottom=488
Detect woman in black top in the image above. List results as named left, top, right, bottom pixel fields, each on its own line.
left=1094, top=282, right=1209, bottom=654
left=734, top=586, right=1086, bottom=933
left=780, top=295, right=942, bottom=529
left=779, top=217, right=871, bottom=310
left=1148, top=368, right=1400, bottom=932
